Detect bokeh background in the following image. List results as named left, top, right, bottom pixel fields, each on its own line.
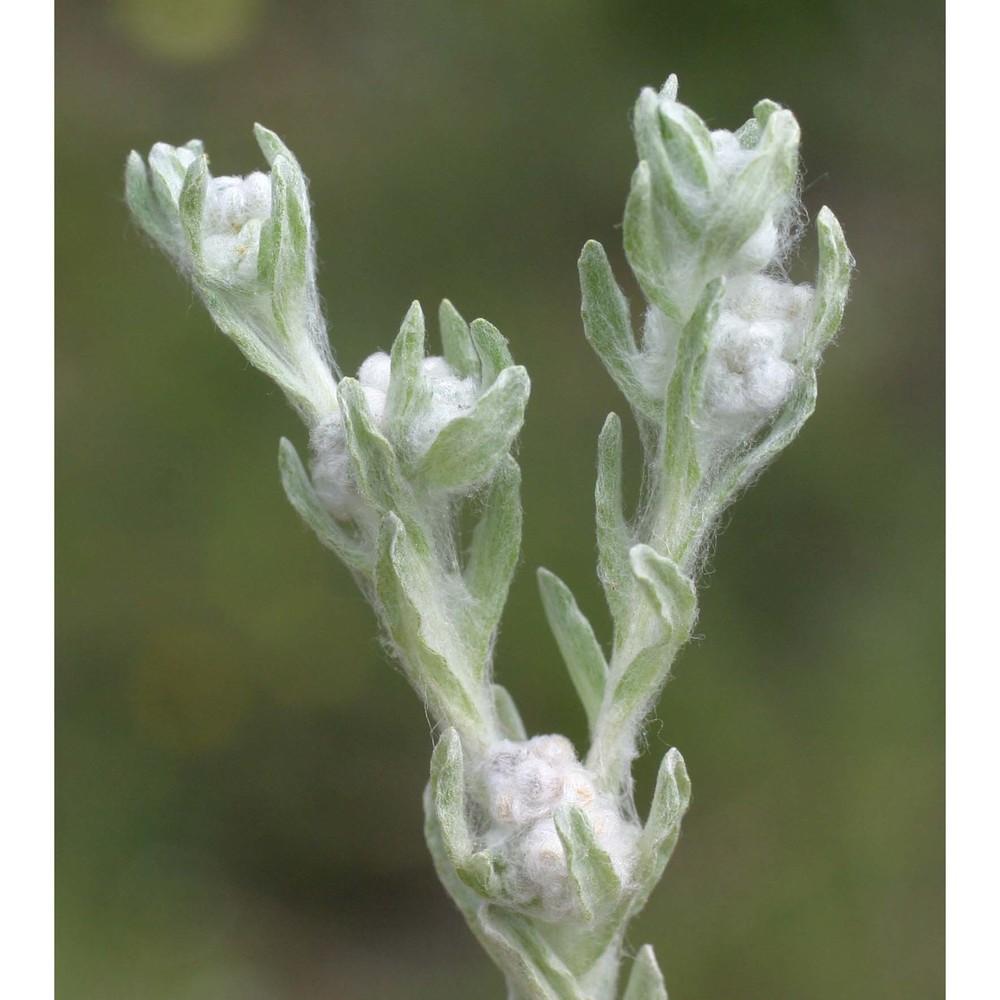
left=56, top=1, right=944, bottom=997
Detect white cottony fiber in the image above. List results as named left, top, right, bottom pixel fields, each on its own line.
left=412, top=355, right=478, bottom=452
left=697, top=272, right=815, bottom=463
left=310, top=351, right=479, bottom=521
left=356, top=351, right=392, bottom=393
left=484, top=734, right=581, bottom=826
left=201, top=172, right=273, bottom=281
left=480, top=735, right=640, bottom=920
left=704, top=312, right=796, bottom=417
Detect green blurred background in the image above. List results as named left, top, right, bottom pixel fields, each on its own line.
left=56, top=1, right=943, bottom=997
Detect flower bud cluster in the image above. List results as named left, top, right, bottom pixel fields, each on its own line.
left=127, top=128, right=338, bottom=424
left=480, top=735, right=639, bottom=920
left=129, top=141, right=274, bottom=285
left=201, top=172, right=272, bottom=282
left=701, top=274, right=814, bottom=437
left=626, top=81, right=826, bottom=460
left=310, top=350, right=478, bottom=521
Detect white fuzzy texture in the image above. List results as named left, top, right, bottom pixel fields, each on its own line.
left=709, top=127, right=760, bottom=180
left=201, top=172, right=272, bottom=282
left=146, top=146, right=274, bottom=282
left=630, top=93, right=806, bottom=422
left=411, top=355, right=478, bottom=452
left=637, top=306, right=679, bottom=398
left=699, top=273, right=815, bottom=461
left=705, top=312, right=795, bottom=416
left=481, top=735, right=640, bottom=920
left=310, top=351, right=478, bottom=521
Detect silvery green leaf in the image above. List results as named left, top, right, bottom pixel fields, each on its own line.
left=804, top=207, right=854, bottom=359
left=375, top=514, right=485, bottom=737
left=429, top=732, right=467, bottom=857
left=178, top=153, right=208, bottom=267
left=464, top=455, right=522, bottom=666
left=734, top=115, right=762, bottom=150
left=277, top=437, right=371, bottom=574
left=537, top=568, right=607, bottom=736
left=661, top=279, right=722, bottom=523
left=430, top=728, right=502, bottom=898
left=703, top=109, right=799, bottom=267
left=622, top=945, right=668, bottom=1000
left=125, top=151, right=179, bottom=256
left=492, top=683, right=527, bottom=740
left=630, top=748, right=691, bottom=914
left=623, top=160, right=658, bottom=288
left=337, top=378, right=402, bottom=513
left=591, top=643, right=669, bottom=790
left=385, top=300, right=430, bottom=441
left=195, top=288, right=303, bottom=400
left=630, top=90, right=665, bottom=190
left=422, top=783, right=487, bottom=929
left=196, top=294, right=332, bottom=427
left=255, top=173, right=282, bottom=286
left=657, top=98, right=716, bottom=190
left=253, top=122, right=302, bottom=172
left=413, top=366, right=529, bottom=490
left=623, top=162, right=685, bottom=324
left=439, top=299, right=480, bottom=380
left=553, top=805, right=622, bottom=921
left=579, top=241, right=659, bottom=422
left=592, top=554, right=694, bottom=790
left=469, top=317, right=515, bottom=387
left=266, top=156, right=311, bottom=315
left=147, top=141, right=200, bottom=208
left=595, top=413, right=633, bottom=627
left=631, top=89, right=700, bottom=239
left=753, top=98, right=783, bottom=128
left=477, top=908, right=584, bottom=1000
left=629, top=546, right=697, bottom=636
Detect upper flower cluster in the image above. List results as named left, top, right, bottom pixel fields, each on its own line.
left=126, top=127, right=338, bottom=425
left=581, top=77, right=850, bottom=479
left=127, top=132, right=530, bottom=539
left=628, top=78, right=810, bottom=444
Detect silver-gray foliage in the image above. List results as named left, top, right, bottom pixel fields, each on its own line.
left=125, top=75, right=852, bottom=999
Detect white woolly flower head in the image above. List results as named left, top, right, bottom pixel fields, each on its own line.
left=310, top=349, right=480, bottom=521
left=200, top=171, right=273, bottom=282
left=302, top=300, right=528, bottom=526
left=697, top=272, right=816, bottom=456
left=706, top=275, right=812, bottom=409
left=479, top=735, right=640, bottom=920
left=127, top=135, right=285, bottom=287
left=705, top=313, right=795, bottom=417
